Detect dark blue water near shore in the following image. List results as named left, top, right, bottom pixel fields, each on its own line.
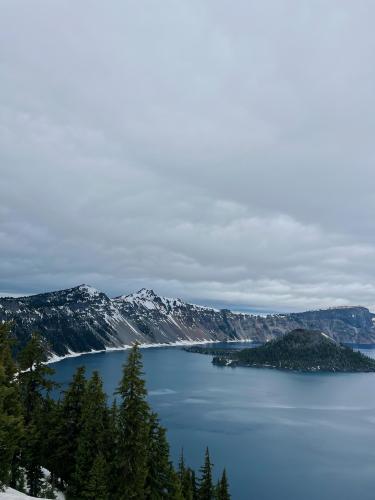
left=51, top=343, right=375, bottom=500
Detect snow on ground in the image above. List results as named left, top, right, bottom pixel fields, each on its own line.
left=0, top=488, right=37, bottom=499
left=0, top=488, right=64, bottom=500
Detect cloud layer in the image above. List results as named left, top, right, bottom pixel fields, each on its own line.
left=1, top=0, right=375, bottom=311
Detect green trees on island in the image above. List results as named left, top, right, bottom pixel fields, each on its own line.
left=0, top=323, right=230, bottom=499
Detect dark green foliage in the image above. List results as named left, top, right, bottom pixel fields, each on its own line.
left=52, top=366, right=87, bottom=485
left=0, top=324, right=23, bottom=489
left=146, top=413, right=182, bottom=499
left=216, top=469, right=230, bottom=500
left=189, top=329, right=375, bottom=372
left=83, top=453, right=109, bottom=500
left=233, top=329, right=375, bottom=371
left=67, top=371, right=108, bottom=499
left=178, top=450, right=194, bottom=500
left=115, top=344, right=151, bottom=499
left=18, top=333, right=55, bottom=423
left=191, top=470, right=198, bottom=500
left=198, top=448, right=214, bottom=500
left=18, top=333, right=56, bottom=497
left=0, top=328, right=230, bottom=499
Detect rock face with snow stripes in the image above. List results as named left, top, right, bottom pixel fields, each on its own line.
left=1, top=284, right=375, bottom=359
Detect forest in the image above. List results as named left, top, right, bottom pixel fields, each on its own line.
left=0, top=323, right=230, bottom=499
left=186, top=329, right=375, bottom=372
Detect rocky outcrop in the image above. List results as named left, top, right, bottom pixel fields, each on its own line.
left=1, top=285, right=374, bottom=359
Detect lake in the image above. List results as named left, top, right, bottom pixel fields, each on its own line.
left=50, top=343, right=375, bottom=500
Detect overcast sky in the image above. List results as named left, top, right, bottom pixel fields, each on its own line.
left=1, top=1, right=375, bottom=311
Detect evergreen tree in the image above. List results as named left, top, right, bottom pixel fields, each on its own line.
left=216, top=469, right=230, bottom=500
left=52, top=366, right=87, bottom=486
left=40, top=395, right=61, bottom=488
left=145, top=412, right=182, bottom=499
left=191, top=470, right=198, bottom=500
left=178, top=449, right=186, bottom=485
left=83, top=453, right=108, bottom=500
left=18, top=333, right=55, bottom=497
left=178, top=449, right=193, bottom=500
left=67, top=371, right=108, bottom=499
left=115, top=344, right=150, bottom=500
left=0, top=324, right=23, bottom=490
left=107, top=398, right=118, bottom=447
left=198, top=448, right=214, bottom=500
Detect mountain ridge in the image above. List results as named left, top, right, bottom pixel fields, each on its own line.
left=1, top=284, right=375, bottom=359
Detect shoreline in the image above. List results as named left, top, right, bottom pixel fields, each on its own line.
left=46, top=337, right=254, bottom=365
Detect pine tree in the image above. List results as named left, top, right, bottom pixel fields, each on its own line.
left=40, top=395, right=61, bottom=488
left=216, top=469, right=230, bottom=500
left=83, top=453, right=109, bottom=500
left=18, top=333, right=55, bottom=497
left=0, top=324, right=23, bottom=490
left=191, top=470, right=198, bottom=500
left=198, top=448, right=214, bottom=500
left=115, top=344, right=151, bottom=500
left=67, top=371, right=108, bottom=499
left=178, top=449, right=193, bottom=500
left=145, top=412, right=181, bottom=499
left=178, top=449, right=186, bottom=483
left=52, top=366, right=87, bottom=486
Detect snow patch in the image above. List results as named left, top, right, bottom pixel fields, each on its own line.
left=0, top=488, right=38, bottom=499
left=46, top=338, right=227, bottom=364
left=78, top=284, right=100, bottom=297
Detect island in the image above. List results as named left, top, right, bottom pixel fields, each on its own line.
left=185, top=329, right=375, bottom=372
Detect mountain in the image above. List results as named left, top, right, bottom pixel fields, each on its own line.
left=1, top=284, right=375, bottom=360
left=207, top=329, right=375, bottom=372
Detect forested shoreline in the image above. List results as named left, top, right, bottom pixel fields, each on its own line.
left=186, top=329, right=375, bottom=372
left=0, top=323, right=230, bottom=499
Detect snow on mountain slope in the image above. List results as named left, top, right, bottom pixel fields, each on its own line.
left=1, top=285, right=375, bottom=361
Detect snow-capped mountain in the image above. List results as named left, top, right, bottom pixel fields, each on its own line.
left=1, top=284, right=375, bottom=360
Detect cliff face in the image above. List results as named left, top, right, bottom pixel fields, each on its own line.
left=1, top=285, right=374, bottom=358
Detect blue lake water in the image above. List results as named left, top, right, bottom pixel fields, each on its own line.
left=50, top=343, right=375, bottom=500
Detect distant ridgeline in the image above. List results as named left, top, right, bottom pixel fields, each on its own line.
left=1, top=284, right=375, bottom=359
left=186, top=329, right=375, bottom=372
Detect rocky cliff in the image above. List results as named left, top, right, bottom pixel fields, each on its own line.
left=1, top=285, right=374, bottom=359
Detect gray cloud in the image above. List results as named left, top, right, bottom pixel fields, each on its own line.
left=1, top=0, right=375, bottom=311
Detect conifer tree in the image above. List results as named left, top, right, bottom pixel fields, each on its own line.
left=178, top=449, right=193, bottom=500
left=83, top=453, right=109, bottom=500
left=52, top=366, right=87, bottom=486
left=198, top=448, right=214, bottom=500
left=115, top=344, right=151, bottom=500
left=178, top=448, right=186, bottom=483
left=67, top=371, right=108, bottom=499
left=146, top=412, right=182, bottom=499
left=191, top=470, right=198, bottom=500
left=108, top=398, right=119, bottom=444
left=18, top=333, right=55, bottom=497
left=216, top=469, right=230, bottom=500
left=0, top=324, right=23, bottom=490
left=40, top=395, right=61, bottom=487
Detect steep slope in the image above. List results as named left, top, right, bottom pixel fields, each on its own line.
left=113, top=288, right=234, bottom=344
left=0, top=285, right=143, bottom=356
left=1, top=285, right=375, bottom=360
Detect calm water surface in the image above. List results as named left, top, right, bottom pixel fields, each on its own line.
left=51, top=343, right=375, bottom=500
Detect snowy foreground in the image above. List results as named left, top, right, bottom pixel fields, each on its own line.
left=0, top=488, right=38, bottom=499
left=0, top=488, right=64, bottom=500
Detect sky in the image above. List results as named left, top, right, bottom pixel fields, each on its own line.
left=1, top=0, right=375, bottom=312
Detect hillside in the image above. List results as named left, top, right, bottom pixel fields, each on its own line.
left=1, top=285, right=375, bottom=360
left=207, top=329, right=375, bottom=372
